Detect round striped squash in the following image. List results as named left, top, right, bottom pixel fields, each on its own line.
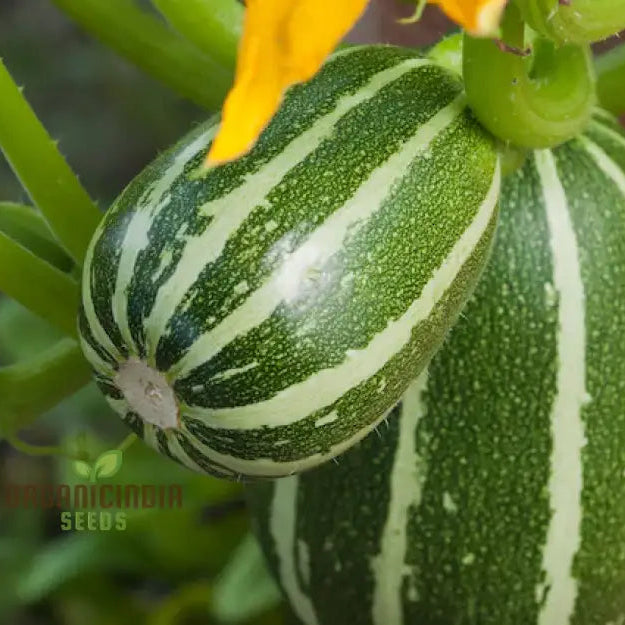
left=79, top=45, right=500, bottom=479
left=247, top=111, right=625, bottom=624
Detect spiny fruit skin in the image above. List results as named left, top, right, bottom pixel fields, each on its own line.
left=79, top=45, right=499, bottom=480
left=247, top=112, right=625, bottom=624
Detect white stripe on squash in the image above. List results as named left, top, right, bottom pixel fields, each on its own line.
left=82, top=251, right=122, bottom=364
left=271, top=476, right=319, bottom=625
left=162, top=432, right=207, bottom=474
left=142, top=58, right=433, bottom=358
left=579, top=136, right=625, bottom=195
left=181, top=157, right=500, bottom=429
left=113, top=125, right=218, bottom=358
left=78, top=334, right=115, bottom=378
left=178, top=402, right=396, bottom=478
left=371, top=371, right=429, bottom=625
left=171, top=95, right=466, bottom=380
left=589, top=118, right=625, bottom=149
left=534, top=149, right=587, bottom=625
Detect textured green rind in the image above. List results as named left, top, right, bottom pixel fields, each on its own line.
left=248, top=116, right=625, bottom=623
left=80, top=45, right=499, bottom=478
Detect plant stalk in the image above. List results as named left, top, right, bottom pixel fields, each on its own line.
left=516, top=0, right=625, bottom=45
left=463, top=3, right=595, bottom=149
left=0, top=59, right=102, bottom=264
left=51, top=0, right=234, bottom=110
left=0, top=231, right=80, bottom=337
left=153, top=0, right=242, bottom=71
left=0, top=339, right=91, bottom=435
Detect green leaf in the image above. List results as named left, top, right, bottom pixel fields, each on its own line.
left=153, top=0, right=242, bottom=69
left=16, top=532, right=142, bottom=603
left=212, top=533, right=282, bottom=624
left=0, top=338, right=91, bottom=436
left=0, top=229, right=80, bottom=337
left=51, top=0, right=234, bottom=110
left=93, top=449, right=123, bottom=480
left=72, top=460, right=92, bottom=479
left=0, top=58, right=102, bottom=264
left=0, top=202, right=73, bottom=272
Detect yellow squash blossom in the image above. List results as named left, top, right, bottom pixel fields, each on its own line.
left=207, top=0, right=507, bottom=166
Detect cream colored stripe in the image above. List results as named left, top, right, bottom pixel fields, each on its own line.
left=79, top=334, right=115, bottom=378
left=579, top=136, right=625, bottom=195
left=534, top=149, right=587, bottom=625
left=82, top=236, right=122, bottom=362
left=112, top=125, right=218, bottom=356
left=328, top=44, right=371, bottom=60
left=179, top=402, right=394, bottom=478
left=271, top=476, right=319, bottom=625
left=143, top=58, right=433, bottom=355
left=163, top=432, right=208, bottom=474
left=591, top=107, right=621, bottom=124
left=171, top=95, right=465, bottom=380
left=181, top=159, right=500, bottom=429
left=589, top=119, right=625, bottom=149
left=143, top=423, right=160, bottom=452
left=371, top=372, right=429, bottom=625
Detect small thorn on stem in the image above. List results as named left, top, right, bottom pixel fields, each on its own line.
left=494, top=39, right=532, bottom=57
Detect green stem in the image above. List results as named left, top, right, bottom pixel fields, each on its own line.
left=0, top=339, right=91, bottom=435
left=0, top=59, right=101, bottom=265
left=0, top=230, right=80, bottom=336
left=153, top=0, right=242, bottom=71
left=516, top=0, right=625, bottom=45
left=51, top=0, right=234, bottom=110
left=3, top=433, right=89, bottom=462
left=117, top=433, right=138, bottom=453
left=463, top=3, right=595, bottom=149
left=596, top=44, right=625, bottom=117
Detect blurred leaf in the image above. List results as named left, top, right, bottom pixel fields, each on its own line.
left=212, top=533, right=282, bottom=624
left=93, top=449, right=123, bottom=480
left=0, top=338, right=91, bottom=436
left=56, top=574, right=144, bottom=625
left=148, top=580, right=214, bottom=625
left=16, top=532, right=143, bottom=603
left=0, top=201, right=73, bottom=272
left=72, top=459, right=92, bottom=479
left=0, top=298, right=62, bottom=364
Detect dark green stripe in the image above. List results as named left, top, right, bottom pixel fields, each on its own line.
left=402, top=154, right=556, bottom=624
left=176, top=111, right=495, bottom=405
left=179, top=207, right=497, bottom=466
left=104, top=46, right=425, bottom=359
left=155, top=63, right=464, bottom=371
left=77, top=305, right=118, bottom=368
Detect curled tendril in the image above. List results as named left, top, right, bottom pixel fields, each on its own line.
left=463, top=2, right=595, bottom=149
left=516, top=0, right=625, bottom=45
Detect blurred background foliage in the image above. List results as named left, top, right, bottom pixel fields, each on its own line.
left=0, top=1, right=285, bottom=623
left=1, top=1, right=622, bottom=624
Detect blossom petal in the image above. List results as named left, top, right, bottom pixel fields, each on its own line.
left=430, top=0, right=507, bottom=36
left=207, top=0, right=368, bottom=166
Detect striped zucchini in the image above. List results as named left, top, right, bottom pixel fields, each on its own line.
left=247, top=112, right=625, bottom=624
left=79, top=45, right=500, bottom=479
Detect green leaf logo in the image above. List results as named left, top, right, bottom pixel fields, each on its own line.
left=72, top=460, right=92, bottom=480
left=92, top=450, right=123, bottom=481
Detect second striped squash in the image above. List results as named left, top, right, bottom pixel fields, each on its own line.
left=247, top=111, right=625, bottom=624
